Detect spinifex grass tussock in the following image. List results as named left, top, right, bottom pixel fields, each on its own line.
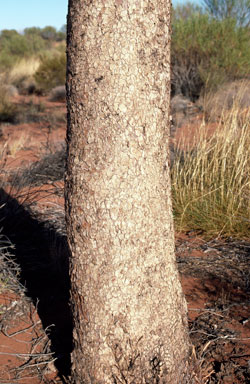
left=171, top=104, right=250, bottom=238
left=8, top=57, right=40, bottom=83
left=11, top=145, right=66, bottom=188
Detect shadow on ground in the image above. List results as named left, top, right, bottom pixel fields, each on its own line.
left=1, top=185, right=249, bottom=383
left=0, top=187, right=73, bottom=380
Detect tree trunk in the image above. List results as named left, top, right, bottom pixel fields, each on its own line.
left=65, top=0, right=190, bottom=382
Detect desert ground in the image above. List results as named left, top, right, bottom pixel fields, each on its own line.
left=0, top=91, right=249, bottom=383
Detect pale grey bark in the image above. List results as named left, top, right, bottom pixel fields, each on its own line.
left=65, top=1, right=190, bottom=382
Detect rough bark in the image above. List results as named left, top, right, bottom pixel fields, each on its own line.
left=65, top=0, right=190, bottom=382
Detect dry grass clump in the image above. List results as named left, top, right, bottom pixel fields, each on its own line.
left=7, top=57, right=40, bottom=93
left=0, top=132, right=30, bottom=158
left=0, top=84, right=19, bottom=123
left=8, top=58, right=40, bottom=82
left=0, top=86, right=46, bottom=125
left=11, top=145, right=66, bottom=187
left=171, top=102, right=250, bottom=238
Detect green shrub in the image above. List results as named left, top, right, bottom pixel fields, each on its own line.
left=0, top=27, right=65, bottom=72
left=0, top=34, right=29, bottom=70
left=24, top=27, right=42, bottom=36
left=40, top=26, right=58, bottom=41
left=24, top=25, right=66, bottom=42
left=24, top=34, right=47, bottom=53
left=34, top=52, right=66, bottom=92
left=0, top=30, right=31, bottom=55
left=171, top=14, right=250, bottom=98
left=0, top=29, right=46, bottom=70
left=0, top=52, right=17, bottom=69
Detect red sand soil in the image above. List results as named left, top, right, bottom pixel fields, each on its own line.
left=0, top=293, right=58, bottom=383
left=0, top=95, right=249, bottom=383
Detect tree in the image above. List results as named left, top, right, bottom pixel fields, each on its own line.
left=23, top=27, right=42, bottom=36
left=202, top=0, right=250, bottom=26
left=0, top=29, right=19, bottom=40
left=41, top=26, right=57, bottom=41
left=0, top=31, right=30, bottom=57
left=65, top=0, right=190, bottom=382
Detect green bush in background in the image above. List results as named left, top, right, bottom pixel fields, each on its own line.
left=0, top=1, right=249, bottom=100
left=0, top=26, right=66, bottom=71
left=171, top=13, right=250, bottom=98
left=34, top=52, right=66, bottom=92
left=24, top=25, right=66, bottom=42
